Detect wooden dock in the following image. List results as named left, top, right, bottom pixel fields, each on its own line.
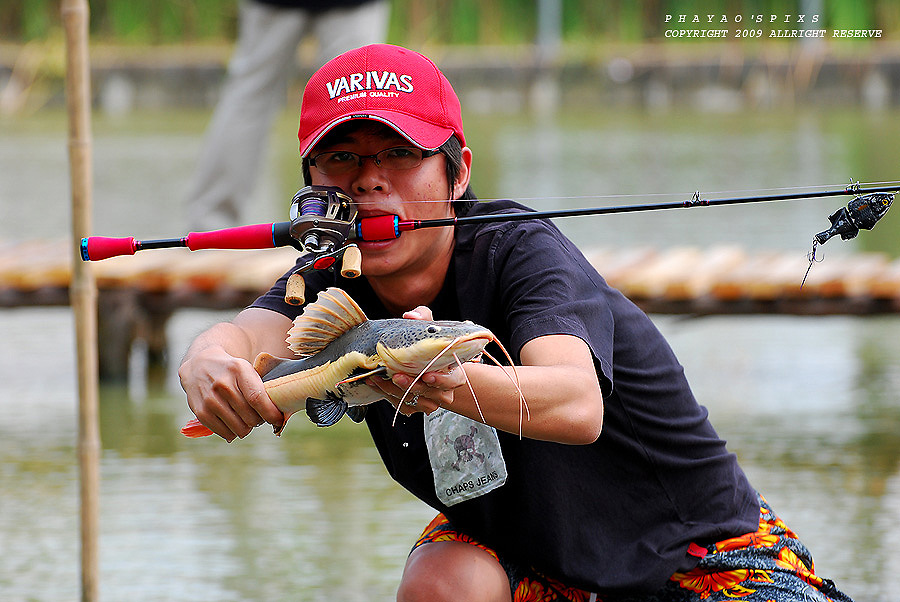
left=3, top=240, right=900, bottom=379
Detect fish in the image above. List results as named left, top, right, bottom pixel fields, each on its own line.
left=181, top=287, right=507, bottom=437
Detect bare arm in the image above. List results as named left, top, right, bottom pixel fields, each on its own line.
left=370, top=309, right=604, bottom=445
left=178, top=307, right=294, bottom=442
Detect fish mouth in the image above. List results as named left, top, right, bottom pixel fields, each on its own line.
left=379, top=330, right=494, bottom=375
left=440, top=333, right=494, bottom=364
left=452, top=331, right=494, bottom=353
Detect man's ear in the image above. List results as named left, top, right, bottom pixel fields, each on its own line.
left=452, top=146, right=473, bottom=200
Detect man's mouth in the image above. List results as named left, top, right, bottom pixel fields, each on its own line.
left=353, top=207, right=404, bottom=245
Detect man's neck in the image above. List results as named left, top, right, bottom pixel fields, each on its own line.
left=367, top=241, right=454, bottom=316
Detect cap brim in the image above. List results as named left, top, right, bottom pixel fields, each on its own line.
left=299, top=110, right=455, bottom=158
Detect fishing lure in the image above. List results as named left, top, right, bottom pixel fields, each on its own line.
left=802, top=188, right=894, bottom=287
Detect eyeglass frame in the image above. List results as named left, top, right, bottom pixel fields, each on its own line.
left=308, top=146, right=442, bottom=175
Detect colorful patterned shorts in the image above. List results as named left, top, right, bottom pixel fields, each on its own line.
left=410, top=494, right=854, bottom=602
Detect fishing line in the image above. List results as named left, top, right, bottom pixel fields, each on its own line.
left=344, top=180, right=900, bottom=207
left=801, top=240, right=824, bottom=289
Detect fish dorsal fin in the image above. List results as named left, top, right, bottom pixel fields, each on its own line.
left=286, top=287, right=368, bottom=357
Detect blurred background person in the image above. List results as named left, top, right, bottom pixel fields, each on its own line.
left=186, top=0, right=390, bottom=231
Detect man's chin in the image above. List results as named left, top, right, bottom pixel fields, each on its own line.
left=355, top=239, right=402, bottom=275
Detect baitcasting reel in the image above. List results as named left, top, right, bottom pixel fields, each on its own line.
left=289, top=185, right=357, bottom=253
left=285, top=186, right=362, bottom=306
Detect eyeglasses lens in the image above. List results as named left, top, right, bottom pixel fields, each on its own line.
left=312, top=147, right=426, bottom=175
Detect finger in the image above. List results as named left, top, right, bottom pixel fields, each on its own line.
left=391, top=373, right=414, bottom=391
left=421, top=367, right=466, bottom=389
left=398, top=391, right=440, bottom=416
left=188, top=398, right=240, bottom=442
left=385, top=373, right=449, bottom=406
left=366, top=376, right=421, bottom=414
left=390, top=374, right=432, bottom=405
left=365, top=377, right=414, bottom=414
left=236, top=367, right=284, bottom=428
left=206, top=375, right=260, bottom=434
left=366, top=375, right=398, bottom=398
left=183, top=373, right=245, bottom=441
left=367, top=374, right=447, bottom=417
left=416, top=398, right=442, bottom=415
left=403, top=305, right=434, bottom=320
left=379, top=387, right=416, bottom=416
left=208, top=390, right=256, bottom=439
left=392, top=379, right=454, bottom=411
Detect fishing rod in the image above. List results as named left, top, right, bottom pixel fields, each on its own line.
left=81, top=181, right=896, bottom=300
left=82, top=180, right=897, bottom=257
left=360, top=182, right=898, bottom=243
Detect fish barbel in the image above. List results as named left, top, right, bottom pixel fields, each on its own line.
left=181, top=287, right=497, bottom=436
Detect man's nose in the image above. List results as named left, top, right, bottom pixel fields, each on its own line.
left=352, top=156, right=389, bottom=193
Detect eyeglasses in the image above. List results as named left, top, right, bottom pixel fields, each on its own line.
left=309, top=146, right=441, bottom=175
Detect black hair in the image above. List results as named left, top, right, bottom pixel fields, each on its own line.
left=301, top=121, right=477, bottom=217
left=440, top=134, right=477, bottom=216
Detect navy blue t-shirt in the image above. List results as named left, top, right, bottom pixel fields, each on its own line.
left=251, top=200, right=759, bottom=595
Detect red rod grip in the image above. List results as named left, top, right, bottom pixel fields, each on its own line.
left=357, top=215, right=400, bottom=241
left=80, top=236, right=137, bottom=261
left=184, top=223, right=278, bottom=250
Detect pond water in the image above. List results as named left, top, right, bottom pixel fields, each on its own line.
left=2, top=105, right=900, bottom=601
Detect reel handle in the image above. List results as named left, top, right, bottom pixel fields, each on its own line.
left=340, top=245, right=362, bottom=278
left=285, top=273, right=306, bottom=306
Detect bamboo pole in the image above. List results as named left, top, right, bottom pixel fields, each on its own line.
left=61, top=1, right=100, bottom=601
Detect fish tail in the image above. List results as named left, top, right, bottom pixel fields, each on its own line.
left=181, top=418, right=214, bottom=438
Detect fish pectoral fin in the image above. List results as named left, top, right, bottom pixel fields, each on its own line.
left=306, top=393, right=348, bottom=427
left=336, top=366, right=387, bottom=386
left=346, top=406, right=368, bottom=423
left=253, top=352, right=288, bottom=377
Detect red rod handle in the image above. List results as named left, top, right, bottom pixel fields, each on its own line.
left=80, top=236, right=137, bottom=261
left=354, top=215, right=419, bottom=241
left=184, top=223, right=281, bottom=250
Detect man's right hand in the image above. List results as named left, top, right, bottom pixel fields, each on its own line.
left=178, top=309, right=293, bottom=441
left=179, top=346, right=282, bottom=441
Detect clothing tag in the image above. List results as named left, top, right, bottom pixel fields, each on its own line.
left=424, top=408, right=508, bottom=506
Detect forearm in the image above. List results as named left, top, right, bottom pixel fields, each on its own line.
left=366, top=309, right=603, bottom=445
left=181, top=309, right=291, bottom=365
left=181, top=321, right=257, bottom=365
left=443, top=361, right=603, bottom=444
left=379, top=333, right=604, bottom=445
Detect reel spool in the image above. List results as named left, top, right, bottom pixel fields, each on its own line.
left=289, top=185, right=357, bottom=253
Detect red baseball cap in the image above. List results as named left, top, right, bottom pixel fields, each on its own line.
left=298, top=44, right=465, bottom=158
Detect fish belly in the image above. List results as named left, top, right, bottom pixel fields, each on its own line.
left=263, top=351, right=379, bottom=415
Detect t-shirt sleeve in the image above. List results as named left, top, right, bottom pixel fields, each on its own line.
left=488, top=221, right=616, bottom=393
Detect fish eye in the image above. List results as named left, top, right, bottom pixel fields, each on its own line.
left=426, top=325, right=442, bottom=334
